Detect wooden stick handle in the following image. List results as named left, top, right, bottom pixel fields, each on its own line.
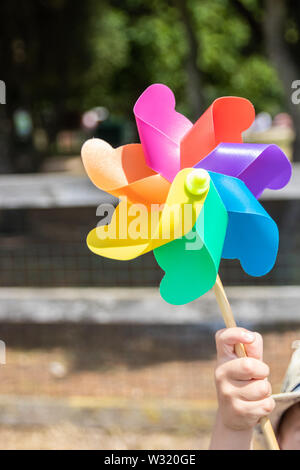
left=213, top=274, right=280, bottom=450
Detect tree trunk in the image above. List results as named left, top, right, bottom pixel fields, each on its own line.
left=264, top=0, right=300, bottom=161
left=173, top=0, right=205, bottom=119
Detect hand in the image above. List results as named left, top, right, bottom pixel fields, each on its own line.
left=214, top=327, right=275, bottom=431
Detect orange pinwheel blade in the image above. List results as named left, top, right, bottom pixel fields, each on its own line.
left=81, top=138, right=170, bottom=205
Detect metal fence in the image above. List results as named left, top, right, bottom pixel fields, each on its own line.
left=0, top=199, right=299, bottom=288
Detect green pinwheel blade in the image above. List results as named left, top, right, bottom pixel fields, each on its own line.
left=153, top=181, right=228, bottom=305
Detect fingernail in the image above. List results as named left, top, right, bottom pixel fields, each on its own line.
left=242, top=331, right=255, bottom=342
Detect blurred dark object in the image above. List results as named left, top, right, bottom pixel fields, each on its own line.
left=0, top=0, right=93, bottom=173
left=94, top=118, right=124, bottom=148
left=273, top=113, right=294, bottom=129
left=12, top=109, right=38, bottom=172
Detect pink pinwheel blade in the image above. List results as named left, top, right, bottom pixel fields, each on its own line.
left=134, top=84, right=193, bottom=181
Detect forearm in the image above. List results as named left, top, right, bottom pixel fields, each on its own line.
left=209, top=411, right=254, bottom=450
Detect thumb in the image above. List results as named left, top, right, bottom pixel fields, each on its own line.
left=215, top=327, right=262, bottom=364
left=243, top=332, right=263, bottom=361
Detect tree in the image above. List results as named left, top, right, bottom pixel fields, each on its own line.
left=2, top=0, right=298, bottom=172
left=229, top=0, right=300, bottom=160
left=264, top=0, right=300, bottom=161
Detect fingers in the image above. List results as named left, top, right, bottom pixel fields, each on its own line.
left=233, top=396, right=276, bottom=423
left=217, top=393, right=275, bottom=431
left=236, top=379, right=272, bottom=401
left=220, top=378, right=272, bottom=402
left=215, top=328, right=263, bottom=363
left=214, top=328, right=273, bottom=431
left=216, top=357, right=270, bottom=382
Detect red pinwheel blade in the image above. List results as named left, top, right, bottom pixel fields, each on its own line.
left=180, top=96, right=255, bottom=169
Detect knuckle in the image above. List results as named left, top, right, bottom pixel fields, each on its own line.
left=241, top=358, right=254, bottom=376
left=244, top=410, right=260, bottom=426
left=261, top=362, right=270, bottom=378
left=258, top=380, right=271, bottom=398
left=243, top=402, right=262, bottom=421
left=263, top=397, right=275, bottom=414
left=264, top=363, right=270, bottom=377
left=255, top=332, right=263, bottom=343
left=231, top=400, right=243, bottom=416
left=220, top=383, right=232, bottom=400
left=215, top=329, right=225, bottom=343
left=215, top=366, right=225, bottom=384
left=243, top=407, right=256, bottom=420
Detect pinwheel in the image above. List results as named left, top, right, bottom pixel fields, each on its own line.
left=81, top=84, right=292, bottom=449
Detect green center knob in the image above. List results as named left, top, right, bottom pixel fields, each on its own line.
left=185, top=169, right=210, bottom=196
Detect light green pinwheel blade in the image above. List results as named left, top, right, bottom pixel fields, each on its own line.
left=153, top=181, right=228, bottom=305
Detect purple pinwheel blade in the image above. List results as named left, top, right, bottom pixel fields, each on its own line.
left=195, top=143, right=292, bottom=198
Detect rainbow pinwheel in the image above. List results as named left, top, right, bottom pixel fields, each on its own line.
left=82, top=83, right=292, bottom=306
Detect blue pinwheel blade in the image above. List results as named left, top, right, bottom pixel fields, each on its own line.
left=209, top=171, right=279, bottom=276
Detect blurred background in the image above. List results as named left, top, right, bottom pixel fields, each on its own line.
left=0, top=0, right=299, bottom=449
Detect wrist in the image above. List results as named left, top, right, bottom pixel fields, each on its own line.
left=209, top=410, right=254, bottom=450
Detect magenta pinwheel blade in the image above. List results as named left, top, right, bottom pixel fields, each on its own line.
left=134, top=84, right=193, bottom=182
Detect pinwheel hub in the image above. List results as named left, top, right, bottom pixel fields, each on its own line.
left=185, top=169, right=210, bottom=196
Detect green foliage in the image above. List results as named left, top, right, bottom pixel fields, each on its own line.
left=0, top=0, right=287, bottom=123
left=230, top=56, right=283, bottom=114
left=83, top=7, right=130, bottom=111
left=80, top=0, right=284, bottom=119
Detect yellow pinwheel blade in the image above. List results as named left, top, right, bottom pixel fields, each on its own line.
left=87, top=168, right=209, bottom=260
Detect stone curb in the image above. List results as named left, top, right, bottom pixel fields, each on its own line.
left=0, top=286, right=298, bottom=327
